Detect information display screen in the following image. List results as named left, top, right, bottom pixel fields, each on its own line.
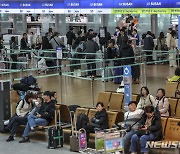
left=0, top=0, right=180, bottom=14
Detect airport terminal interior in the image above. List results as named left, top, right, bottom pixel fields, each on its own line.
left=0, top=1, right=180, bottom=154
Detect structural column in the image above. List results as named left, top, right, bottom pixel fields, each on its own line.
left=13, top=14, right=17, bottom=34
left=101, top=14, right=109, bottom=27
left=22, top=14, right=27, bottom=33
left=151, top=14, right=158, bottom=37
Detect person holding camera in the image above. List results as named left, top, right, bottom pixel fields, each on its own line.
left=129, top=105, right=162, bottom=154
left=123, top=101, right=144, bottom=154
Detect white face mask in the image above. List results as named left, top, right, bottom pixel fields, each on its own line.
left=116, top=29, right=119, bottom=32
left=34, top=101, right=39, bottom=106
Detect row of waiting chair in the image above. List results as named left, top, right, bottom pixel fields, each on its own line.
left=161, top=117, right=180, bottom=141
left=97, top=92, right=140, bottom=112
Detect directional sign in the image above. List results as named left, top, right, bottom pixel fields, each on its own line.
left=123, top=66, right=131, bottom=77
left=123, top=65, right=132, bottom=110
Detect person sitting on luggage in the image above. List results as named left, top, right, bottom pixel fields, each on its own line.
left=85, top=102, right=108, bottom=141
left=51, top=91, right=57, bottom=104
left=19, top=91, right=55, bottom=143
left=123, top=101, right=144, bottom=154
left=5, top=93, right=34, bottom=142
left=137, top=87, right=155, bottom=110
left=154, top=88, right=170, bottom=117
left=129, top=105, right=162, bottom=154
left=167, top=67, right=180, bottom=82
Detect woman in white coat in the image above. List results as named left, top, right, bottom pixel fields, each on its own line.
left=166, top=29, right=177, bottom=67
left=154, top=88, right=170, bottom=117
left=137, top=87, right=155, bottom=110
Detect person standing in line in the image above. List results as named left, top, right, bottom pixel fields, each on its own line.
left=143, top=31, right=154, bottom=63
left=166, top=29, right=177, bottom=67
left=10, top=36, right=18, bottom=69
left=66, top=27, right=76, bottom=48
left=83, top=34, right=99, bottom=77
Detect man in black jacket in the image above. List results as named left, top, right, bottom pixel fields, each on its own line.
left=129, top=105, right=162, bottom=154
left=19, top=91, right=55, bottom=143
left=66, top=27, right=76, bottom=46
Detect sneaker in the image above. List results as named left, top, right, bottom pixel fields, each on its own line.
left=6, top=136, right=14, bottom=142
left=30, top=127, right=35, bottom=132
left=19, top=137, right=30, bottom=143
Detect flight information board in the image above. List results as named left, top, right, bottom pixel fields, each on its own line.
left=0, top=0, right=180, bottom=14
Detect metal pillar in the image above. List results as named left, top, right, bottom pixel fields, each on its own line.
left=101, top=14, right=109, bottom=27
left=151, top=14, right=158, bottom=37
left=13, top=14, right=17, bottom=34
left=22, top=14, right=27, bottom=33
left=55, top=14, right=60, bottom=32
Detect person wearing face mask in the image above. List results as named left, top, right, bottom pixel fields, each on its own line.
left=154, top=88, right=169, bottom=117
left=114, top=26, right=121, bottom=37
left=137, top=87, right=155, bottom=110
left=5, top=93, right=34, bottom=142
left=129, top=105, right=162, bottom=154
left=104, top=39, right=117, bottom=82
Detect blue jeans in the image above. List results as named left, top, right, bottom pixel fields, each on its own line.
left=22, top=115, right=48, bottom=137
left=124, top=130, right=136, bottom=154
left=130, top=133, right=155, bottom=153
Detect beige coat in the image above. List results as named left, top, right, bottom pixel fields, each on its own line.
left=137, top=94, right=155, bottom=109
left=154, top=97, right=169, bottom=117
left=166, top=33, right=176, bottom=48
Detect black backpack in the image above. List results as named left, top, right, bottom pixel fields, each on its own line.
left=76, top=113, right=89, bottom=130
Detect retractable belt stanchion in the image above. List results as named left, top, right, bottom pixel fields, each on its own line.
left=91, top=76, right=95, bottom=107
left=102, top=45, right=107, bottom=92
left=141, top=51, right=147, bottom=87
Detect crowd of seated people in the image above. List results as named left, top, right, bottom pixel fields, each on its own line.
left=0, top=85, right=172, bottom=154
left=2, top=91, right=57, bottom=143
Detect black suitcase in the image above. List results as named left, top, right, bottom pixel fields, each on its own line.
left=47, top=126, right=63, bottom=149
left=47, top=108, right=63, bottom=149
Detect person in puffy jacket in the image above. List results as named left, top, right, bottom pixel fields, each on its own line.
left=85, top=102, right=108, bottom=141
left=154, top=88, right=170, bottom=117
left=129, top=105, right=162, bottom=153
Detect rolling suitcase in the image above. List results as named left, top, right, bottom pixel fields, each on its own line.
left=132, top=64, right=140, bottom=81
left=70, top=111, right=79, bottom=152
left=114, top=67, right=123, bottom=84
left=47, top=109, right=63, bottom=149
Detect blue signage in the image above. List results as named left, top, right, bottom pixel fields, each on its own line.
left=178, top=16, right=180, bottom=49
left=0, top=0, right=180, bottom=9
left=123, top=66, right=131, bottom=77
left=123, top=66, right=132, bottom=108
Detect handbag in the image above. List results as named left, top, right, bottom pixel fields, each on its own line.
left=135, top=130, right=149, bottom=136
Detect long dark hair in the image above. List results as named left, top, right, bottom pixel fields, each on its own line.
left=159, top=32, right=165, bottom=40
left=140, top=86, right=150, bottom=97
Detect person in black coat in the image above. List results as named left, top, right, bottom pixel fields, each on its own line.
left=143, top=31, right=154, bottom=62
left=85, top=102, right=109, bottom=141
left=129, top=105, right=162, bottom=153
left=19, top=91, right=55, bottom=143
left=66, top=27, right=76, bottom=46
left=20, top=33, right=28, bottom=50
left=117, top=29, right=128, bottom=47
left=119, top=39, right=135, bottom=65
